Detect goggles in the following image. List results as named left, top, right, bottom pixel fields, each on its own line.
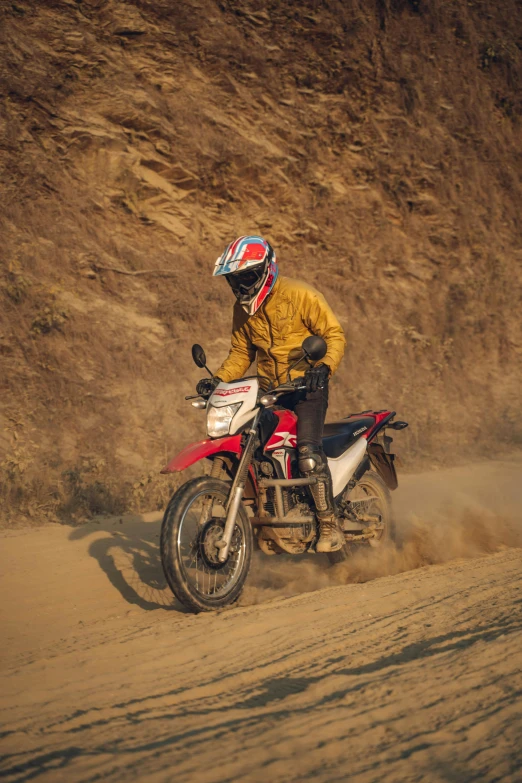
left=226, top=267, right=264, bottom=296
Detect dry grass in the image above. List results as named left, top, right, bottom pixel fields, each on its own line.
left=0, top=0, right=521, bottom=525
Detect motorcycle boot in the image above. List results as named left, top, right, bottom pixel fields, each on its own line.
left=298, top=444, right=345, bottom=553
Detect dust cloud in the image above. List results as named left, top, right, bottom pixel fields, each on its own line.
left=240, top=459, right=522, bottom=606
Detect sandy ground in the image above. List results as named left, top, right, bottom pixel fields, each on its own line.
left=1, top=455, right=522, bottom=782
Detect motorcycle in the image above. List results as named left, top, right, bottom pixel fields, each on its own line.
left=160, top=337, right=408, bottom=613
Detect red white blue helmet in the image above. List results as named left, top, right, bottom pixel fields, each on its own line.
left=213, top=235, right=278, bottom=315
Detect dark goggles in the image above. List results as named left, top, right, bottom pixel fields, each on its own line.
left=226, top=267, right=264, bottom=296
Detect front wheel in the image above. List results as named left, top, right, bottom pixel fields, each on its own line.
left=161, top=476, right=253, bottom=613
left=328, top=471, right=394, bottom=565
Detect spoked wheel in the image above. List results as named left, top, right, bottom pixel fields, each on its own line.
left=328, top=471, right=394, bottom=565
left=161, top=476, right=253, bottom=613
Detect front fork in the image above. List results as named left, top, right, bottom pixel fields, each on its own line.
left=217, top=411, right=260, bottom=562
left=198, top=458, right=226, bottom=526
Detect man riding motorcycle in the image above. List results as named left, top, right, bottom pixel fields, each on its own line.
left=196, top=235, right=346, bottom=552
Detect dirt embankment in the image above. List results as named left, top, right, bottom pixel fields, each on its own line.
left=1, top=0, right=522, bottom=524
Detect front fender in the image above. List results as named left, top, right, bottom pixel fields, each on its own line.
left=160, top=434, right=242, bottom=474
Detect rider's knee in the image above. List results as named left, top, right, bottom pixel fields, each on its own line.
left=298, top=443, right=327, bottom=475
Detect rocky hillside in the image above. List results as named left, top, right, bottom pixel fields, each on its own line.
left=1, top=0, right=521, bottom=523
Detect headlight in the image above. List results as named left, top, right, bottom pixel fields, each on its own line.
left=207, top=403, right=241, bottom=438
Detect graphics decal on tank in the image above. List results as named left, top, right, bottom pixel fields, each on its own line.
left=266, top=431, right=297, bottom=449
left=272, top=449, right=288, bottom=478
left=264, top=410, right=297, bottom=451
left=266, top=448, right=293, bottom=479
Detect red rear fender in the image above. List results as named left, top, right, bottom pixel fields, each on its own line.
left=161, top=434, right=242, bottom=473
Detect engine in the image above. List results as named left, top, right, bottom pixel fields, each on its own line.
left=257, top=485, right=315, bottom=555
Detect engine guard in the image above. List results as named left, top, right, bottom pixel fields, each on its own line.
left=161, top=434, right=242, bottom=473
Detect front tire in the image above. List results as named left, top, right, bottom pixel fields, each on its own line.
left=328, top=471, right=394, bottom=565
left=161, top=476, right=253, bottom=613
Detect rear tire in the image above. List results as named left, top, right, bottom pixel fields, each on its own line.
left=161, top=476, right=253, bottom=613
left=327, top=471, right=394, bottom=565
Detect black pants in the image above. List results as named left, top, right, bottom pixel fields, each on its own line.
left=280, top=382, right=335, bottom=517
left=279, top=382, right=329, bottom=451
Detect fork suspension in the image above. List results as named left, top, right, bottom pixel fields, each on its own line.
left=217, top=412, right=261, bottom=562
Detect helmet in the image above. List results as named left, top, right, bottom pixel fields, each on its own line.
left=213, top=235, right=278, bottom=315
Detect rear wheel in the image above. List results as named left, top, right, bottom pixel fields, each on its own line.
left=327, top=471, right=394, bottom=565
left=161, top=476, right=253, bottom=613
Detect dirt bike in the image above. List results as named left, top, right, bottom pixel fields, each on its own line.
left=160, top=337, right=408, bottom=613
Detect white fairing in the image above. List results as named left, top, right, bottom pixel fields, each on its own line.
left=328, top=437, right=367, bottom=497
left=209, top=379, right=259, bottom=435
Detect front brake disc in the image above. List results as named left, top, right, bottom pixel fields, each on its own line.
left=198, top=520, right=226, bottom=569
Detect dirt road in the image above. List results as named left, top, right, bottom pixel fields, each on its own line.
left=1, top=456, right=522, bottom=782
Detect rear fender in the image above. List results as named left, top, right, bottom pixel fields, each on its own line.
left=368, top=443, right=398, bottom=490
left=161, top=434, right=242, bottom=473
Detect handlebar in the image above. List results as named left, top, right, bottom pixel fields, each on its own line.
left=273, top=375, right=307, bottom=393
left=187, top=378, right=308, bottom=404
left=271, top=383, right=306, bottom=395
left=257, top=378, right=307, bottom=404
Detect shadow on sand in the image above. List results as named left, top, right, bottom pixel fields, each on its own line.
left=69, top=514, right=186, bottom=613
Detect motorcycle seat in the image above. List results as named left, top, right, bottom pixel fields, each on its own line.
left=322, top=416, right=375, bottom=459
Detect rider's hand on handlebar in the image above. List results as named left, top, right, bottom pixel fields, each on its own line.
left=304, top=363, right=330, bottom=393
left=289, top=376, right=306, bottom=390
left=196, top=377, right=220, bottom=397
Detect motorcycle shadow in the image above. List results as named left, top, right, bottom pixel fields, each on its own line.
left=68, top=513, right=186, bottom=613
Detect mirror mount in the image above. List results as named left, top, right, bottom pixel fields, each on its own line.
left=191, top=344, right=214, bottom=377
left=286, top=354, right=305, bottom=383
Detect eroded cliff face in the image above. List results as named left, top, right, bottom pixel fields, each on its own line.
left=1, top=0, right=521, bottom=521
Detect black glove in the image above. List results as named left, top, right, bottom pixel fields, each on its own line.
left=196, top=377, right=220, bottom=397
left=304, top=363, right=330, bottom=393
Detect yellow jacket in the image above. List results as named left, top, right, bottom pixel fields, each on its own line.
left=216, top=276, right=346, bottom=389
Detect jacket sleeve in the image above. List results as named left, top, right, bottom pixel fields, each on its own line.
left=216, top=307, right=257, bottom=382
left=301, top=286, right=346, bottom=376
